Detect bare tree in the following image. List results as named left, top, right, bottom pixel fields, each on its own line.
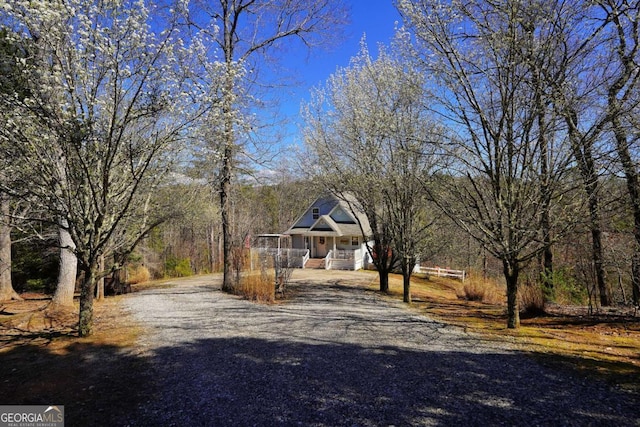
left=531, top=0, right=617, bottom=306
left=399, top=0, right=581, bottom=327
left=538, top=0, right=640, bottom=307
left=184, top=0, right=348, bottom=292
left=597, top=0, right=640, bottom=305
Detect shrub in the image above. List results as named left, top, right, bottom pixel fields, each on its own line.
left=546, top=268, right=588, bottom=305
left=164, top=257, right=193, bottom=278
left=25, top=278, right=48, bottom=293
left=127, top=265, right=151, bottom=284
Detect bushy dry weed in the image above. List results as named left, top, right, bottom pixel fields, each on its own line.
left=127, top=265, right=151, bottom=284
left=239, top=271, right=275, bottom=303
left=518, top=282, right=545, bottom=316
left=459, top=277, right=505, bottom=305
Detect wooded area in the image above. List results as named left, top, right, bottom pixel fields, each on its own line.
left=2, top=0, right=640, bottom=334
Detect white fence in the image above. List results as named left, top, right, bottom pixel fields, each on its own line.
left=414, top=266, right=466, bottom=282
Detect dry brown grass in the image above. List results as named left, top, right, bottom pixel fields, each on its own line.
left=0, top=294, right=149, bottom=424
left=460, top=280, right=485, bottom=301
left=518, top=281, right=546, bottom=316
left=458, top=275, right=505, bottom=305
left=127, top=265, right=151, bottom=284
left=239, top=271, right=275, bottom=303
left=0, top=294, right=142, bottom=353
left=407, top=272, right=505, bottom=305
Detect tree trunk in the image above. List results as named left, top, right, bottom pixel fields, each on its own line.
left=535, top=67, right=553, bottom=296
left=50, top=223, right=77, bottom=308
left=378, top=270, right=389, bottom=293
left=402, top=263, right=412, bottom=304
left=590, top=210, right=609, bottom=306
left=611, top=113, right=640, bottom=306
left=582, top=180, right=609, bottom=306
left=540, top=207, right=554, bottom=293
left=78, top=263, right=97, bottom=337
left=220, top=16, right=235, bottom=292
left=208, top=224, right=216, bottom=273
left=220, top=145, right=233, bottom=292
left=503, top=259, right=520, bottom=329
left=371, top=241, right=392, bottom=293
left=95, top=255, right=105, bottom=300
left=0, top=195, right=21, bottom=301
left=633, top=254, right=640, bottom=306
left=565, top=113, right=610, bottom=306
left=580, top=137, right=609, bottom=306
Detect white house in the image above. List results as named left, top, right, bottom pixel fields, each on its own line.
left=283, top=194, right=373, bottom=270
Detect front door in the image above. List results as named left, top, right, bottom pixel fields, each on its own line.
left=315, top=236, right=327, bottom=257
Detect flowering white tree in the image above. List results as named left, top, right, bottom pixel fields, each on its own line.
left=0, top=194, right=20, bottom=301
left=0, top=0, right=208, bottom=335
left=183, top=0, right=348, bottom=292
left=0, top=28, right=28, bottom=301
left=303, top=40, right=444, bottom=301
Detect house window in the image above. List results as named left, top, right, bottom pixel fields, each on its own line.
left=312, top=207, right=319, bottom=219
left=319, top=236, right=325, bottom=244
left=352, top=236, right=359, bottom=246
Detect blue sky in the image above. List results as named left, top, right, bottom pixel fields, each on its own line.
left=292, top=0, right=402, bottom=95
left=276, top=0, right=402, bottom=148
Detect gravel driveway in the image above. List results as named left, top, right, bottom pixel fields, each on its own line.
left=123, top=270, right=638, bottom=426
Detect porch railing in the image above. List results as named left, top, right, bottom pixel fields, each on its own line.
left=251, top=247, right=366, bottom=271
left=302, top=249, right=310, bottom=268
left=250, top=248, right=309, bottom=269
left=325, top=250, right=333, bottom=270
left=325, top=248, right=363, bottom=270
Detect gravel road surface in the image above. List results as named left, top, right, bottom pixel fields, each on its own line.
left=123, top=270, right=639, bottom=426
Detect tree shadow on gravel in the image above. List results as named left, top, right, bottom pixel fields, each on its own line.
left=0, top=342, right=155, bottom=427
left=135, top=337, right=639, bottom=427
left=2, top=336, right=638, bottom=426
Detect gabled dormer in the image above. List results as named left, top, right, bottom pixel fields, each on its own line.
left=284, top=193, right=371, bottom=237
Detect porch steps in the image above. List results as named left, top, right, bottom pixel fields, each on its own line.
left=304, top=258, right=325, bottom=269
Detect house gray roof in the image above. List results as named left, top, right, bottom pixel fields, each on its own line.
left=283, top=194, right=371, bottom=237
